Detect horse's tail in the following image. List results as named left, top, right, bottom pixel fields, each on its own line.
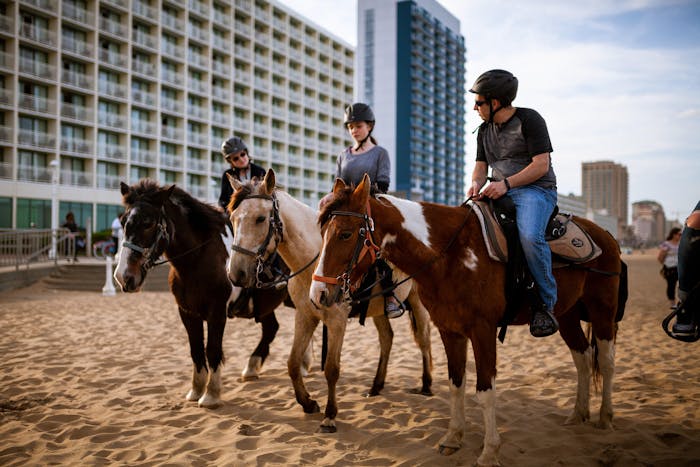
left=589, top=259, right=626, bottom=391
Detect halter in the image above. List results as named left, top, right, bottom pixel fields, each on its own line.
left=122, top=209, right=170, bottom=273
left=312, top=201, right=381, bottom=302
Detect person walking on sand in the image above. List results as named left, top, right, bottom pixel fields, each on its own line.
left=658, top=227, right=681, bottom=308
left=671, top=201, right=700, bottom=337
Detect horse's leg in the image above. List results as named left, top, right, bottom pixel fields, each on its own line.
left=178, top=308, right=207, bottom=403
left=287, top=309, right=321, bottom=414
left=558, top=305, right=592, bottom=425
left=594, top=334, right=616, bottom=429
left=469, top=324, right=501, bottom=466
left=367, top=314, right=393, bottom=397
left=198, top=310, right=227, bottom=408
left=588, top=296, right=617, bottom=429
left=242, top=311, right=279, bottom=381
left=406, top=288, right=433, bottom=396
left=436, top=328, right=468, bottom=456
left=319, top=316, right=348, bottom=433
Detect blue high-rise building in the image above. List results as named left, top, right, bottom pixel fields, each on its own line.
left=357, top=0, right=466, bottom=204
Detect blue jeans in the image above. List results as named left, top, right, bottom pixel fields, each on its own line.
left=507, top=186, right=558, bottom=311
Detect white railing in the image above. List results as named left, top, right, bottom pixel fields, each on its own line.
left=0, top=228, right=73, bottom=270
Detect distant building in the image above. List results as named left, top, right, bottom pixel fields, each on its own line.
left=356, top=0, right=466, bottom=204
left=581, top=161, right=629, bottom=237
left=632, top=200, right=666, bottom=246
left=557, top=193, right=586, bottom=217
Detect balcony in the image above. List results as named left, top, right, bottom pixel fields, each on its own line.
left=161, top=69, right=184, bottom=87
left=98, top=143, right=127, bottom=161
left=188, top=184, right=208, bottom=199
left=160, top=153, right=183, bottom=168
left=19, top=23, right=57, bottom=48
left=133, top=31, right=158, bottom=50
left=187, top=132, right=208, bottom=146
left=61, top=69, right=92, bottom=89
left=133, top=1, right=157, bottom=21
left=0, top=51, right=14, bottom=71
left=97, top=112, right=127, bottom=130
left=17, top=93, right=53, bottom=114
left=62, top=37, right=93, bottom=57
left=60, top=138, right=93, bottom=155
left=212, top=87, right=230, bottom=101
left=61, top=102, right=93, bottom=122
left=187, top=158, right=208, bottom=172
left=99, top=17, right=126, bottom=37
left=162, top=42, right=185, bottom=60
left=131, top=150, right=157, bottom=166
left=161, top=98, right=184, bottom=114
left=132, top=59, right=157, bottom=77
left=187, top=106, right=208, bottom=120
left=96, top=173, right=122, bottom=189
left=162, top=14, right=185, bottom=32
left=0, top=125, right=12, bottom=143
left=161, top=126, right=182, bottom=141
left=18, top=58, right=55, bottom=80
left=60, top=169, right=93, bottom=188
left=17, top=164, right=53, bottom=183
left=62, top=3, right=93, bottom=25
left=131, top=90, right=157, bottom=107
left=97, top=81, right=127, bottom=99
left=99, top=49, right=127, bottom=69
left=17, top=129, right=56, bottom=150
left=131, top=121, right=155, bottom=135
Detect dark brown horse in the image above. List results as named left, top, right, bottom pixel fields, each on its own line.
left=114, top=180, right=289, bottom=408
left=310, top=174, right=627, bottom=465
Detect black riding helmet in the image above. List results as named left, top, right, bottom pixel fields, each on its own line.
left=344, top=103, right=375, bottom=150
left=470, top=70, right=518, bottom=123
left=221, top=136, right=248, bottom=158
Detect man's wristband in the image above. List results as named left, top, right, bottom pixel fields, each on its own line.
left=503, top=178, right=511, bottom=190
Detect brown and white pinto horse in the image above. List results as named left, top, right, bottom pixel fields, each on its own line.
left=114, top=180, right=289, bottom=408
left=311, top=175, right=627, bottom=465
left=226, top=170, right=433, bottom=433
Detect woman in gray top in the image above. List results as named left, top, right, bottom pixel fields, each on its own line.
left=320, top=103, right=402, bottom=318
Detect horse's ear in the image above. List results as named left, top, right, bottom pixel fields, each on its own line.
left=352, top=173, right=371, bottom=206
left=120, top=181, right=130, bottom=196
left=332, top=177, right=347, bottom=196
left=262, top=169, right=275, bottom=194
left=227, top=173, right=243, bottom=191
left=155, top=185, right=176, bottom=206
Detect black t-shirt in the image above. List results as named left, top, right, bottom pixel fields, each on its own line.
left=476, top=107, right=556, bottom=189
left=218, top=162, right=267, bottom=210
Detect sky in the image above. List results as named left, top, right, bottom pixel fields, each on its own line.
left=283, top=0, right=700, bottom=222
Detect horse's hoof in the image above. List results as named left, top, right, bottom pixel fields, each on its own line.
left=185, top=389, right=203, bottom=402
left=438, top=444, right=459, bottom=456
left=564, top=411, right=589, bottom=425
left=595, top=419, right=613, bottom=430
left=409, top=387, right=433, bottom=397
left=303, top=401, right=320, bottom=414
left=240, top=374, right=260, bottom=382
left=364, top=387, right=381, bottom=397
left=318, top=424, right=337, bottom=433
left=198, top=394, right=222, bottom=409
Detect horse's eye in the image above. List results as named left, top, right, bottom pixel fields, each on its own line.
left=339, top=231, right=352, bottom=241
left=256, top=216, right=266, bottom=224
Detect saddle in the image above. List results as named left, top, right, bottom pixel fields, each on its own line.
left=470, top=199, right=601, bottom=266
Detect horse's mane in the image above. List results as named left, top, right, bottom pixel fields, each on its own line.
left=318, top=185, right=354, bottom=227
left=125, top=179, right=226, bottom=235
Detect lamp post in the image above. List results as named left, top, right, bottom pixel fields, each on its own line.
left=49, top=158, right=59, bottom=260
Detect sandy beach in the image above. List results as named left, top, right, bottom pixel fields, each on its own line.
left=0, top=251, right=698, bottom=466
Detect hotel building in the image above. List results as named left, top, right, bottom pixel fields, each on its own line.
left=0, top=0, right=354, bottom=231
left=356, top=0, right=466, bottom=204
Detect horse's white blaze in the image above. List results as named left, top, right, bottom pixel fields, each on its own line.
left=475, top=378, right=501, bottom=466
left=378, top=195, right=430, bottom=247
left=113, top=207, right=139, bottom=288
left=310, top=229, right=330, bottom=304
left=461, top=247, right=478, bottom=271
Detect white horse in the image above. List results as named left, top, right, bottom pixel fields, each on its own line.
left=226, top=169, right=434, bottom=433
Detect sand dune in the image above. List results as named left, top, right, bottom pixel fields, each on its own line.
left=0, top=251, right=698, bottom=466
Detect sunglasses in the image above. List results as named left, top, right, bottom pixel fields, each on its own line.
left=226, top=152, right=246, bottom=163
left=475, top=100, right=488, bottom=107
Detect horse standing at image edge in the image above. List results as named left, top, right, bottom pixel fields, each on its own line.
left=113, top=179, right=290, bottom=408
left=310, top=174, right=627, bottom=465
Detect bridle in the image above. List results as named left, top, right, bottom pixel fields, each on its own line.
left=122, top=207, right=171, bottom=272
left=230, top=191, right=321, bottom=289
left=312, top=200, right=381, bottom=303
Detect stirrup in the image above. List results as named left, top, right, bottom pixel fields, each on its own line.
left=530, top=308, right=559, bottom=337
left=385, top=295, right=405, bottom=319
